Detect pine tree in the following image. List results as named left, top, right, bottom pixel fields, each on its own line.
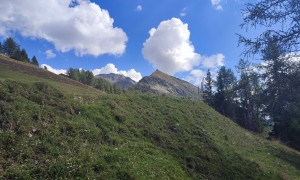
left=0, top=42, right=3, bottom=53
left=31, top=56, right=39, bottom=66
left=203, top=69, right=213, bottom=106
left=236, top=59, right=263, bottom=132
left=214, top=66, right=237, bottom=119
left=239, top=0, right=300, bottom=56
left=11, top=48, right=22, bottom=61
left=262, top=38, right=294, bottom=140
left=20, top=49, right=30, bottom=62
left=3, top=37, right=18, bottom=57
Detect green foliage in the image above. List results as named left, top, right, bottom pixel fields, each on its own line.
left=67, top=68, right=80, bottom=81
left=93, top=78, right=114, bottom=93
left=2, top=37, right=37, bottom=64
left=3, top=37, right=18, bottom=57
left=214, top=66, right=237, bottom=119
left=10, top=48, right=22, bottom=61
left=259, top=39, right=300, bottom=149
left=20, top=48, right=30, bottom=62
left=0, top=42, right=2, bottom=53
left=67, top=68, right=94, bottom=85
left=238, top=0, right=300, bottom=150
left=235, top=59, right=264, bottom=132
left=203, top=69, right=213, bottom=106
left=31, top=56, right=39, bottom=66
left=66, top=68, right=122, bottom=94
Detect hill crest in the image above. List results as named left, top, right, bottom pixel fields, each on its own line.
left=135, top=69, right=202, bottom=99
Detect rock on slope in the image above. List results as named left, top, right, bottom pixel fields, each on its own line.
left=135, top=70, right=202, bottom=99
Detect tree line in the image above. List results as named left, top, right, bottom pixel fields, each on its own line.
left=203, top=0, right=300, bottom=150
left=0, top=37, right=39, bottom=66
left=66, top=68, right=122, bottom=94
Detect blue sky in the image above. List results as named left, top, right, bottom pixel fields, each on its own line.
left=0, top=0, right=251, bottom=84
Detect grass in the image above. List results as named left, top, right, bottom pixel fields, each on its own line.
left=0, top=58, right=300, bottom=179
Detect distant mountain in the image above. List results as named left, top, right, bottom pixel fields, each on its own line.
left=135, top=70, right=202, bottom=99
left=95, top=73, right=136, bottom=89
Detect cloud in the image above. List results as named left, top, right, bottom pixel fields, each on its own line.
left=211, top=0, right=223, bottom=10
left=40, top=63, right=142, bottom=82
left=0, top=0, right=127, bottom=57
left=40, top=64, right=67, bottom=75
left=180, top=8, right=187, bottom=17
left=201, top=53, right=224, bottom=68
left=92, top=63, right=142, bottom=82
left=184, top=67, right=220, bottom=86
left=45, top=50, right=56, bottom=59
left=184, top=54, right=224, bottom=86
left=184, top=69, right=206, bottom=86
left=136, top=5, right=142, bottom=12
left=119, top=69, right=143, bottom=82
left=142, top=18, right=200, bottom=75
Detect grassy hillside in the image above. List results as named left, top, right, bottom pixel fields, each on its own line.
left=0, top=58, right=300, bottom=179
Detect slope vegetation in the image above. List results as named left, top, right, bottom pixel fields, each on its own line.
left=0, top=57, right=299, bottom=179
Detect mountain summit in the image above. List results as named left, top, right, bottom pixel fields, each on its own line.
left=135, top=70, right=202, bottom=99
left=95, top=73, right=136, bottom=89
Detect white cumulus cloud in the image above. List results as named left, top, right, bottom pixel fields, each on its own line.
left=201, top=53, right=224, bottom=68
left=92, top=63, right=142, bottom=82
left=136, top=5, right=142, bottom=12
left=41, top=64, right=67, bottom=75
left=184, top=54, right=225, bottom=86
left=184, top=69, right=207, bottom=86
left=142, top=18, right=200, bottom=75
left=0, top=0, right=127, bottom=57
left=211, top=0, right=223, bottom=10
left=45, top=50, right=56, bottom=59
left=184, top=68, right=220, bottom=86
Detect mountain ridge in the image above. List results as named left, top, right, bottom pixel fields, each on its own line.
left=95, top=73, right=136, bottom=89
left=135, top=69, right=202, bottom=99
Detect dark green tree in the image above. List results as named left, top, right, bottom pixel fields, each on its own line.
left=31, top=56, right=39, bottom=66
left=235, top=59, right=264, bottom=132
left=203, top=69, right=214, bottom=106
left=93, top=78, right=114, bottom=93
left=3, top=37, right=19, bottom=57
left=261, top=38, right=298, bottom=141
left=82, top=70, right=94, bottom=85
left=67, top=68, right=94, bottom=86
left=11, top=48, right=22, bottom=61
left=0, top=42, right=3, bottom=53
left=20, top=48, right=30, bottom=62
left=67, top=68, right=80, bottom=81
left=239, top=0, right=300, bottom=150
left=214, top=66, right=237, bottom=119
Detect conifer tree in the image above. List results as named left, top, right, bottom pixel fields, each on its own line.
left=20, top=48, right=30, bottom=62
left=3, top=37, right=18, bottom=57
left=31, top=56, right=39, bottom=66
left=203, top=69, right=213, bottom=106
left=214, top=67, right=237, bottom=119
left=0, top=42, right=3, bottom=53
